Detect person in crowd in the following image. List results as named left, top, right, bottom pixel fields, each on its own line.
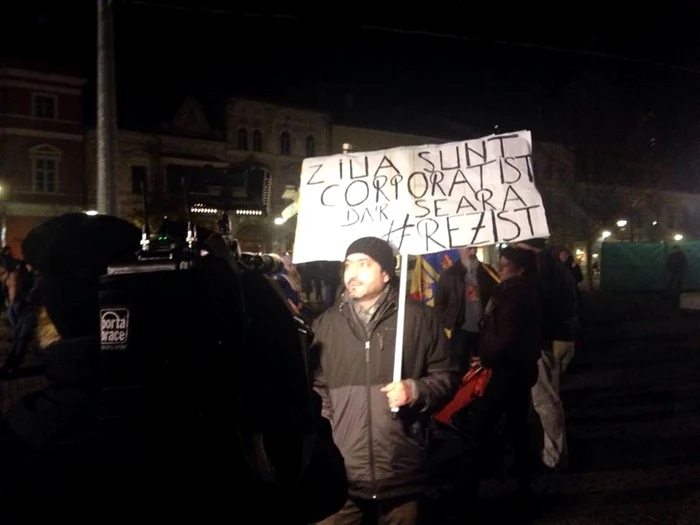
left=311, top=236, right=460, bottom=525
left=429, top=247, right=541, bottom=523
left=0, top=213, right=348, bottom=524
left=559, top=247, right=585, bottom=351
left=269, top=253, right=305, bottom=315
left=558, top=247, right=583, bottom=286
left=517, top=238, right=578, bottom=470
left=666, top=245, right=687, bottom=294
left=319, top=261, right=343, bottom=311
left=434, top=247, right=499, bottom=373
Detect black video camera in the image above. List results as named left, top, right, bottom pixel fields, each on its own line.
left=97, top=218, right=317, bottom=486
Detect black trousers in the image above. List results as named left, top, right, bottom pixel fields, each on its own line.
left=428, top=378, right=533, bottom=521
left=449, top=329, right=479, bottom=374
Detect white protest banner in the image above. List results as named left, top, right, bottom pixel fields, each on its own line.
left=292, top=130, right=550, bottom=264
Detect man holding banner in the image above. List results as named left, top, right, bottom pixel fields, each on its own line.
left=311, top=236, right=459, bottom=525
left=293, top=128, right=553, bottom=522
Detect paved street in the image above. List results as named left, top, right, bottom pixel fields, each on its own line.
left=1, top=297, right=699, bottom=524
left=478, top=310, right=700, bottom=524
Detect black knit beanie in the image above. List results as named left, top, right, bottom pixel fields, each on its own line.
left=22, top=213, right=140, bottom=339
left=345, top=237, right=396, bottom=275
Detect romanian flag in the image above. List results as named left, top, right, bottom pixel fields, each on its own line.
left=409, top=250, right=460, bottom=307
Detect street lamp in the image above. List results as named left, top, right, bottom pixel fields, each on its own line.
left=674, top=233, right=683, bottom=241
left=616, top=219, right=628, bottom=228
left=601, top=231, right=612, bottom=239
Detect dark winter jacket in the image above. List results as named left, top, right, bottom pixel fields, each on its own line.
left=434, top=260, right=500, bottom=331
left=565, top=256, right=584, bottom=285
left=310, top=285, right=460, bottom=500
left=478, top=275, right=542, bottom=389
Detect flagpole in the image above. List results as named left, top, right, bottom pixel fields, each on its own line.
left=391, top=254, right=409, bottom=418
left=97, top=0, right=118, bottom=216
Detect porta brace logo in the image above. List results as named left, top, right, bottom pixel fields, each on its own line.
left=100, top=308, right=130, bottom=348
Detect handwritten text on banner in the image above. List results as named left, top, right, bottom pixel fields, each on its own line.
left=292, top=130, right=550, bottom=264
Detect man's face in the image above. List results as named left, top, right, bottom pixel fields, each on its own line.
left=344, top=253, right=388, bottom=303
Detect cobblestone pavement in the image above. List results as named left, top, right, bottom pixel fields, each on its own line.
left=477, top=313, right=700, bottom=524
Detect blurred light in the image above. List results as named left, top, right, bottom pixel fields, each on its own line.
left=342, top=143, right=353, bottom=153
left=592, top=253, right=599, bottom=258
left=191, top=203, right=218, bottom=214
left=235, top=209, right=263, bottom=216
left=85, top=210, right=98, bottom=216
left=674, top=234, right=683, bottom=241
left=191, top=207, right=217, bottom=214
left=575, top=248, right=584, bottom=256
left=274, top=217, right=286, bottom=225
left=281, top=201, right=298, bottom=220
left=616, top=219, right=628, bottom=228
left=652, top=221, right=658, bottom=226
left=281, top=186, right=298, bottom=201
left=601, top=231, right=611, bottom=239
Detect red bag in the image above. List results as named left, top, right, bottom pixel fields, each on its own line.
left=434, top=365, right=492, bottom=425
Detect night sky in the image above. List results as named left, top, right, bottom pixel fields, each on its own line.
left=2, top=1, right=700, bottom=189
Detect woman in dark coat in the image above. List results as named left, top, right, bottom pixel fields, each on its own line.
left=430, top=247, right=542, bottom=523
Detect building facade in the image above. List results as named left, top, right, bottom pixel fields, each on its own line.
left=85, top=96, right=231, bottom=231
left=330, top=124, right=446, bottom=153
left=0, top=65, right=87, bottom=255
left=3, top=62, right=699, bottom=262
left=83, top=97, right=332, bottom=253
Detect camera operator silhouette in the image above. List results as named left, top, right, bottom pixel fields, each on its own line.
left=0, top=213, right=346, bottom=524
